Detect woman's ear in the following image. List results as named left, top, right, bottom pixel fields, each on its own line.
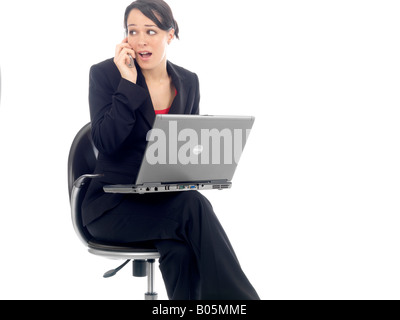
left=167, top=28, right=175, bottom=44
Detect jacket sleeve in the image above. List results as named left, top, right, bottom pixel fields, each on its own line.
left=191, top=73, right=201, bottom=115
left=88, top=63, right=149, bottom=155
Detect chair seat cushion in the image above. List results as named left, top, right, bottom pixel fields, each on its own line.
left=88, top=240, right=158, bottom=253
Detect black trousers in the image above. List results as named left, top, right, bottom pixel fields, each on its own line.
left=86, top=191, right=260, bottom=300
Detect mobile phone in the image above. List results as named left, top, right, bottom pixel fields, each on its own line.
left=127, top=54, right=135, bottom=68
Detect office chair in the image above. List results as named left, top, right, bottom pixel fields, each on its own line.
left=68, top=123, right=161, bottom=300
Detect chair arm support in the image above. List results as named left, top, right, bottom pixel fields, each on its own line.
left=73, top=174, right=104, bottom=188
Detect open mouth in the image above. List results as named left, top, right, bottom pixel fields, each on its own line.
left=139, top=52, right=152, bottom=58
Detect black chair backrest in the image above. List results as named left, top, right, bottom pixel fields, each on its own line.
left=67, top=123, right=98, bottom=199
left=67, top=123, right=158, bottom=249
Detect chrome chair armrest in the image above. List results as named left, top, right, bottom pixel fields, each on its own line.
left=73, top=174, right=104, bottom=188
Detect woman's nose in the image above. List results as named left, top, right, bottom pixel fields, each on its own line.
left=138, top=33, right=148, bottom=46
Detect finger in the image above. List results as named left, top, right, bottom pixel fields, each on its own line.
left=128, top=49, right=136, bottom=60
left=120, top=47, right=136, bottom=59
left=114, top=48, right=136, bottom=69
left=115, top=42, right=133, bottom=55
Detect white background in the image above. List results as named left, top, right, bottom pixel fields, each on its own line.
left=0, top=0, right=399, bottom=300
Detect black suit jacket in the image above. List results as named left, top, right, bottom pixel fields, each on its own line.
left=81, top=58, right=200, bottom=226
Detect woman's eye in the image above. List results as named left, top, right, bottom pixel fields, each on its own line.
left=128, top=30, right=137, bottom=36
left=148, top=30, right=157, bottom=35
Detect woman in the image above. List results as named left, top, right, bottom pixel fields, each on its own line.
left=82, top=0, right=259, bottom=300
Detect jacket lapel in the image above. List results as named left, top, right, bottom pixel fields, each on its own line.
left=136, top=78, right=155, bottom=129
left=136, top=61, right=190, bottom=128
left=167, top=61, right=188, bottom=115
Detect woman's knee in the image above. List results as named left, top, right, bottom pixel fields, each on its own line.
left=155, top=240, right=193, bottom=265
left=175, top=191, right=214, bottom=215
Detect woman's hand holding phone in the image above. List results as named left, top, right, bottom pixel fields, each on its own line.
left=114, top=38, right=137, bottom=84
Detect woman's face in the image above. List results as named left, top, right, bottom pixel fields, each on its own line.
left=126, top=9, right=174, bottom=71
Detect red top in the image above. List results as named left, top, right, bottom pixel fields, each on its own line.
left=155, top=107, right=171, bottom=115
left=154, top=89, right=177, bottom=115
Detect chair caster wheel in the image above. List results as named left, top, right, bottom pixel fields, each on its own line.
left=145, top=293, right=158, bottom=300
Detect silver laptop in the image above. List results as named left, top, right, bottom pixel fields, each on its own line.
left=103, top=114, right=255, bottom=194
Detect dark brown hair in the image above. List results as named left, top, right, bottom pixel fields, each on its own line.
left=124, top=0, right=180, bottom=39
